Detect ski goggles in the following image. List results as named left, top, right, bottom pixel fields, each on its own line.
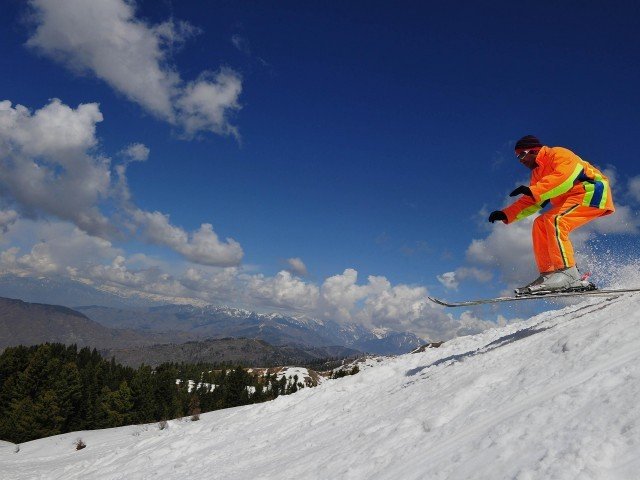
left=516, top=149, right=534, bottom=160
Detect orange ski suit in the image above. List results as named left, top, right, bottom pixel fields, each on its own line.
left=502, top=146, right=614, bottom=273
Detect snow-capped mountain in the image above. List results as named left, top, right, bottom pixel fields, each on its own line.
left=77, top=303, right=426, bottom=355
left=0, top=274, right=425, bottom=355
left=4, top=293, right=640, bottom=479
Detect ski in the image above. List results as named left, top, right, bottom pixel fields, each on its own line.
left=428, top=288, right=640, bottom=307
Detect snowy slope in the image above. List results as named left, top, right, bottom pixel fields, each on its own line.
left=3, top=293, right=640, bottom=479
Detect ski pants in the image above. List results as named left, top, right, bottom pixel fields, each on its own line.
left=532, top=204, right=606, bottom=273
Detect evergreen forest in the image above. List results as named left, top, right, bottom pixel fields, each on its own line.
left=0, top=343, right=308, bottom=444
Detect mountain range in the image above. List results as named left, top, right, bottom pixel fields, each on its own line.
left=0, top=274, right=425, bottom=355
left=76, top=303, right=424, bottom=355
left=0, top=297, right=360, bottom=367
left=0, top=296, right=178, bottom=350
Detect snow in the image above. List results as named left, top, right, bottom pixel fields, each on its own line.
left=371, top=327, right=391, bottom=339
left=274, top=366, right=325, bottom=386
left=3, top=293, right=640, bottom=479
left=175, top=379, right=215, bottom=393
left=247, top=366, right=326, bottom=387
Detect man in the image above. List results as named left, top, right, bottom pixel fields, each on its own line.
left=488, top=135, right=615, bottom=295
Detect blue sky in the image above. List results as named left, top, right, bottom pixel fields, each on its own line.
left=1, top=0, right=639, bottom=339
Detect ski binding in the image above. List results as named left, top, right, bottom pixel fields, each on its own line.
left=428, top=287, right=640, bottom=307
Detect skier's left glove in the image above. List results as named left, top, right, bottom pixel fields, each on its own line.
left=488, top=211, right=507, bottom=223
left=509, top=185, right=533, bottom=198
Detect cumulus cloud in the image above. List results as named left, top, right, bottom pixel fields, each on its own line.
left=27, top=0, right=242, bottom=138
left=586, top=206, right=639, bottom=234
left=247, top=270, right=320, bottom=311
left=466, top=218, right=537, bottom=285
left=130, top=210, right=243, bottom=267
left=0, top=219, right=121, bottom=276
left=319, top=269, right=378, bottom=322
left=120, top=143, right=150, bottom=162
left=0, top=209, right=18, bottom=234
left=437, top=267, right=493, bottom=290
left=437, top=272, right=458, bottom=290
left=0, top=98, right=243, bottom=267
left=285, top=257, right=308, bottom=276
left=179, top=266, right=240, bottom=301
left=0, top=220, right=498, bottom=341
left=628, top=175, right=640, bottom=203
left=0, top=99, right=113, bottom=237
left=357, top=280, right=429, bottom=329
left=0, top=98, right=102, bottom=157
left=176, top=70, right=242, bottom=139
left=309, top=269, right=497, bottom=341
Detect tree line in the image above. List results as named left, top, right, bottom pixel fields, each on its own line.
left=0, top=343, right=310, bottom=444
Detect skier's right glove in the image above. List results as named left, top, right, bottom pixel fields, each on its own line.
left=509, top=185, right=533, bottom=198
left=488, top=210, right=507, bottom=223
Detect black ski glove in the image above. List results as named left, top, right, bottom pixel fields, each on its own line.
left=488, top=210, right=507, bottom=223
left=509, top=185, right=533, bottom=198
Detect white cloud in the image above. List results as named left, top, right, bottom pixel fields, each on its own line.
left=585, top=206, right=639, bottom=235
left=27, top=0, right=242, bottom=138
left=0, top=98, right=244, bottom=267
left=358, top=281, right=428, bottom=328
left=247, top=270, right=319, bottom=311
left=466, top=219, right=537, bottom=285
left=15, top=242, right=60, bottom=274
left=89, top=255, right=151, bottom=288
left=319, top=269, right=376, bottom=322
left=121, top=143, right=149, bottom=162
left=130, top=210, right=243, bottom=267
left=176, top=70, right=242, bottom=139
left=0, top=98, right=102, bottom=158
left=179, top=266, right=240, bottom=301
left=312, top=269, right=493, bottom=341
left=0, top=99, right=113, bottom=237
left=285, top=257, right=308, bottom=276
left=0, top=209, right=18, bottom=234
left=628, top=176, right=640, bottom=203
left=0, top=219, right=121, bottom=276
left=437, top=267, right=492, bottom=291
left=437, top=272, right=458, bottom=290
left=0, top=224, right=499, bottom=340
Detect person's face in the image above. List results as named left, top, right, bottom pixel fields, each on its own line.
left=516, top=149, right=539, bottom=170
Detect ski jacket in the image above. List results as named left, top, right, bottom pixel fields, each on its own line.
left=502, top=146, right=615, bottom=224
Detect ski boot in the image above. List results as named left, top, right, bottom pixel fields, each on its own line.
left=514, top=273, right=550, bottom=295
left=516, top=266, right=596, bottom=296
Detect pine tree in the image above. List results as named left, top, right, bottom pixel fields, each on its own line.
left=96, top=381, right=134, bottom=428
left=32, top=389, right=65, bottom=438
left=130, top=365, right=156, bottom=424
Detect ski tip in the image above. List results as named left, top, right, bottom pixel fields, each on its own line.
left=427, top=296, right=454, bottom=307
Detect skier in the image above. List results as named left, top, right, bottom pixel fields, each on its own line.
left=488, top=135, right=615, bottom=295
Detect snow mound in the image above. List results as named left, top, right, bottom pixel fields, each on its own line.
left=3, top=294, right=640, bottom=479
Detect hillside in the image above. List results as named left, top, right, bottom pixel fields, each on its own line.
left=3, top=293, right=640, bottom=479
left=0, top=297, right=162, bottom=350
